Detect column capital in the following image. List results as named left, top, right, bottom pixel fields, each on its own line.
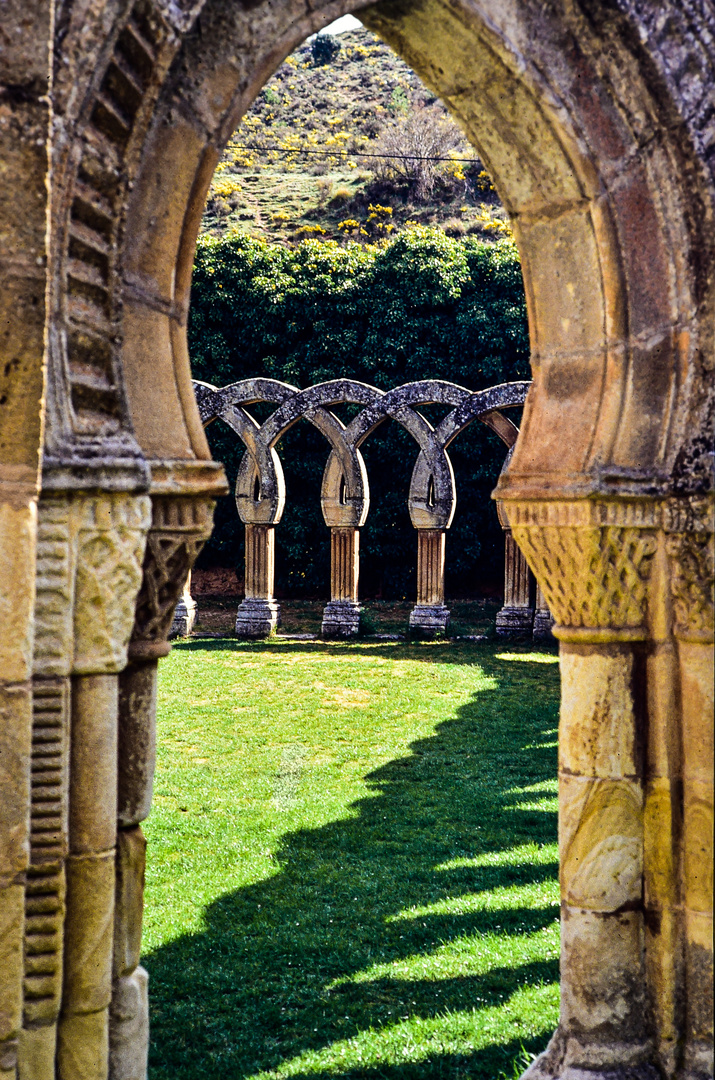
left=128, top=494, right=215, bottom=661
left=664, top=495, right=714, bottom=644
left=506, top=498, right=660, bottom=643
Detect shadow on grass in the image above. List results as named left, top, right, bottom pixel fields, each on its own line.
left=146, top=641, right=560, bottom=1080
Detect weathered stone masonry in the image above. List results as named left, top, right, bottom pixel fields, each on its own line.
left=0, top=2, right=712, bottom=1079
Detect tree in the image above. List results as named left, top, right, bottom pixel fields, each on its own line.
left=311, top=32, right=340, bottom=66
left=369, top=104, right=465, bottom=200
left=188, top=228, right=530, bottom=598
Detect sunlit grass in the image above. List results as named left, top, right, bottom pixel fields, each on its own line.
left=144, top=639, right=560, bottom=1079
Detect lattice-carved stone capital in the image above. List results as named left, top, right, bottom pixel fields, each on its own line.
left=664, top=495, right=714, bottom=643
left=128, top=495, right=215, bottom=659
left=507, top=500, right=658, bottom=642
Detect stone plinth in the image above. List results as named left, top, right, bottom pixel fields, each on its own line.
left=235, top=598, right=280, bottom=638
left=322, top=527, right=361, bottom=637
left=496, top=529, right=533, bottom=636
left=322, top=599, right=361, bottom=637
left=409, top=603, right=450, bottom=634
left=410, top=530, right=449, bottom=636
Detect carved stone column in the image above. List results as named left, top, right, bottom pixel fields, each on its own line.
left=169, top=571, right=197, bottom=639
left=235, top=524, right=280, bottom=638
left=665, top=497, right=714, bottom=1080
left=409, top=529, right=449, bottom=636
left=496, top=528, right=534, bottom=636
left=21, top=492, right=151, bottom=1080
left=110, top=489, right=215, bottom=1079
left=322, top=528, right=361, bottom=637
left=533, top=580, right=555, bottom=639
left=511, top=500, right=660, bottom=1080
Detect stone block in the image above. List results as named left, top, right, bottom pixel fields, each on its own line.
left=409, top=604, right=450, bottom=637
left=495, top=605, right=533, bottom=636
left=559, top=774, right=643, bottom=911
left=117, top=665, right=157, bottom=828
left=122, top=303, right=195, bottom=461
left=0, top=685, right=31, bottom=883
left=321, top=600, right=361, bottom=638
left=679, top=641, right=714, bottom=785
left=17, top=1023, right=56, bottom=1080
left=69, top=675, right=118, bottom=854
left=108, top=967, right=149, bottom=1080
left=561, top=905, right=647, bottom=1053
left=559, top=644, right=638, bottom=778
left=123, top=116, right=206, bottom=297
left=113, top=828, right=146, bottom=980
left=610, top=159, right=673, bottom=340
left=0, top=503, right=36, bottom=684
left=235, top=598, right=280, bottom=639
left=683, top=781, right=713, bottom=914
left=0, top=885, right=24, bottom=1043
left=685, top=910, right=713, bottom=1044
left=532, top=607, right=554, bottom=639
left=56, top=1009, right=108, bottom=1080
left=63, top=853, right=115, bottom=1015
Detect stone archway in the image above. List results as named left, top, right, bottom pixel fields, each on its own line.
left=0, top=3, right=712, bottom=1079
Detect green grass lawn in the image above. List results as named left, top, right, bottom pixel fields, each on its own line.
left=143, top=639, right=560, bottom=1080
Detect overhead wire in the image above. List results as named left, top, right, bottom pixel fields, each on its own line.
left=227, top=143, right=485, bottom=164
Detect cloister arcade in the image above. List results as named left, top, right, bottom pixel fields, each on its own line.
left=0, top=2, right=712, bottom=1080
left=184, top=377, right=551, bottom=639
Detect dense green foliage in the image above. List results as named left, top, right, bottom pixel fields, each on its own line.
left=144, top=638, right=560, bottom=1079
left=189, top=227, right=530, bottom=598
left=311, top=31, right=341, bottom=66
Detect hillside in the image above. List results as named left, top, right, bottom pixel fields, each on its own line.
left=202, top=27, right=509, bottom=244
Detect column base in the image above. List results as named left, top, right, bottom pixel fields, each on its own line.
left=409, top=604, right=450, bottom=637
left=522, top=1029, right=661, bottom=1080
left=169, top=595, right=197, bottom=639
left=533, top=607, right=555, bottom=640
left=235, top=598, right=280, bottom=639
left=495, top=605, right=534, bottom=637
left=321, top=600, right=361, bottom=638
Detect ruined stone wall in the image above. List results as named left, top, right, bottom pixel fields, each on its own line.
left=0, top=1, right=712, bottom=1078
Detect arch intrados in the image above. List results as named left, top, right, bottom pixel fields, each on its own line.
left=118, top=0, right=708, bottom=506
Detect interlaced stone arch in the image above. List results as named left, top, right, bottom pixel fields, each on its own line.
left=0, top=3, right=712, bottom=1080
left=194, top=377, right=532, bottom=636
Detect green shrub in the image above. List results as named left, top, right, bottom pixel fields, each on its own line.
left=189, top=227, right=530, bottom=598
left=311, top=32, right=340, bottom=66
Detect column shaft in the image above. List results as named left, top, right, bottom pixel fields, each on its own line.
left=244, top=523, right=274, bottom=598
left=496, top=529, right=534, bottom=636
left=678, top=640, right=713, bottom=1077
left=322, top=528, right=360, bottom=637
left=409, top=530, right=449, bottom=636
left=57, top=675, right=118, bottom=1080
left=533, top=580, right=555, bottom=639
left=236, top=524, right=279, bottom=637
left=558, top=643, right=650, bottom=1069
